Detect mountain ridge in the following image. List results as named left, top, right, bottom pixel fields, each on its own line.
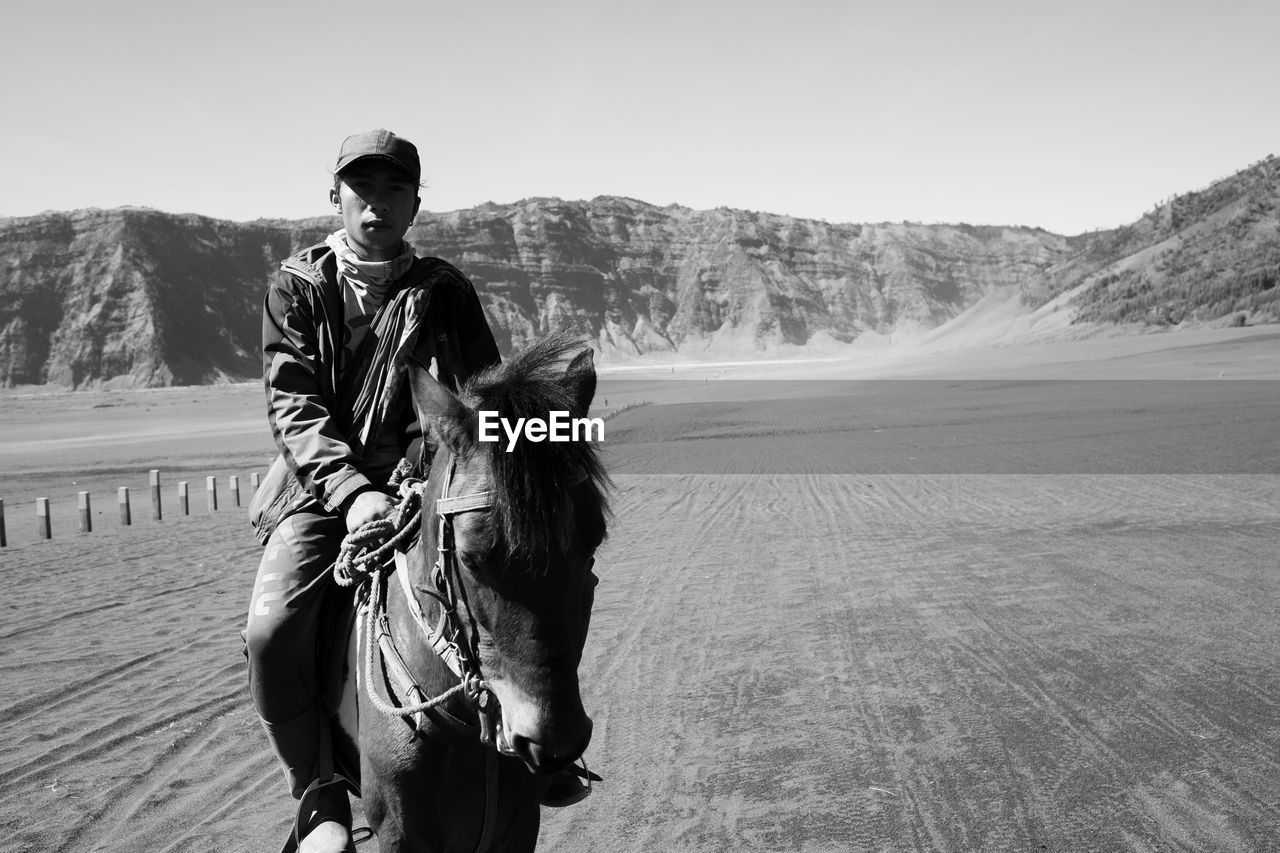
left=2, top=156, right=1277, bottom=389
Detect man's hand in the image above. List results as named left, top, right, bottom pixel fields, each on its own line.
left=344, top=489, right=397, bottom=534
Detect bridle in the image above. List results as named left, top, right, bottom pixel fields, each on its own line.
left=350, top=453, right=508, bottom=748
left=339, top=452, right=594, bottom=747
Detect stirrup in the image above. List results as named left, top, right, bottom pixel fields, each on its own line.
left=279, top=775, right=357, bottom=853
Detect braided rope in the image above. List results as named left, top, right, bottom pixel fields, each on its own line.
left=333, top=479, right=424, bottom=587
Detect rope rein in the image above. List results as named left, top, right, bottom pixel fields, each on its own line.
left=333, top=477, right=423, bottom=589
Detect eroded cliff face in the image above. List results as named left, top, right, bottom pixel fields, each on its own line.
left=1, top=199, right=1070, bottom=388
left=410, top=198, right=1071, bottom=359
left=9, top=174, right=1269, bottom=389
left=0, top=209, right=327, bottom=387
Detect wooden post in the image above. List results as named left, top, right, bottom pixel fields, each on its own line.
left=150, top=469, right=162, bottom=521
left=0, top=498, right=6, bottom=547
left=229, top=475, right=241, bottom=507
left=206, top=476, right=218, bottom=511
left=251, top=471, right=261, bottom=491
left=78, top=491, right=92, bottom=533
left=118, top=487, right=131, bottom=526
left=178, top=481, right=190, bottom=515
left=36, top=497, right=51, bottom=539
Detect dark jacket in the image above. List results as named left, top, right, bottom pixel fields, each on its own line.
left=248, top=242, right=500, bottom=545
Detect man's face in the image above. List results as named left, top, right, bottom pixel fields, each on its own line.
left=330, top=159, right=421, bottom=260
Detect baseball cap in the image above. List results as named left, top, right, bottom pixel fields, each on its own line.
left=333, top=129, right=421, bottom=184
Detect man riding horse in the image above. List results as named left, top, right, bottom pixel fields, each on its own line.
left=244, top=130, right=588, bottom=853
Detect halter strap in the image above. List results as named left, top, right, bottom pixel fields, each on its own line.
left=387, top=459, right=493, bottom=679
left=436, top=455, right=494, bottom=516
left=438, top=491, right=495, bottom=515
left=393, top=550, right=465, bottom=679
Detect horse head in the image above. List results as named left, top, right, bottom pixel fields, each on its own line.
left=406, top=331, right=609, bottom=777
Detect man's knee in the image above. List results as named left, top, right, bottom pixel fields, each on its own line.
left=246, top=538, right=304, bottom=672
left=244, top=610, right=288, bottom=669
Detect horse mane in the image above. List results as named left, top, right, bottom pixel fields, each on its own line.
left=460, top=328, right=611, bottom=566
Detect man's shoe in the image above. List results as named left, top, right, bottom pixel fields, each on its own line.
left=282, top=776, right=355, bottom=853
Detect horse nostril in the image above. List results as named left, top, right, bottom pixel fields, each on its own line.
left=510, top=735, right=564, bottom=773
left=508, top=719, right=593, bottom=774
left=508, top=734, right=538, bottom=766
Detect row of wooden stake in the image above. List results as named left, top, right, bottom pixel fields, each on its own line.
left=0, top=469, right=261, bottom=546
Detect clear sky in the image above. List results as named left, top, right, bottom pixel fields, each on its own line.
left=2, top=0, right=1276, bottom=235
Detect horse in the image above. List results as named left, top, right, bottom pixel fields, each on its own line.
left=319, top=330, right=610, bottom=852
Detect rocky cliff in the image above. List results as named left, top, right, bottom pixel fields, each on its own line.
left=1, top=155, right=1276, bottom=388
left=1030, top=155, right=1280, bottom=326
left=0, top=209, right=329, bottom=387
left=412, top=199, right=1070, bottom=359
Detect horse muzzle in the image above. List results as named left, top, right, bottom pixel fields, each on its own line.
left=496, top=705, right=593, bottom=775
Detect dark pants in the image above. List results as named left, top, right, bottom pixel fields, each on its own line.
left=244, top=510, right=345, bottom=798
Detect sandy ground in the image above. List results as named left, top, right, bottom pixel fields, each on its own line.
left=597, top=323, right=1280, bottom=382
left=2, top=328, right=1279, bottom=851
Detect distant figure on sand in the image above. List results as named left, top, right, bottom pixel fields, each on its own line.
left=242, top=129, right=504, bottom=852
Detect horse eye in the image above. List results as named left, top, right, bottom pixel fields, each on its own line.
left=458, top=550, right=492, bottom=576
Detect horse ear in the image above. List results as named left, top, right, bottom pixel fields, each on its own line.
left=407, top=356, right=473, bottom=454
left=562, top=348, right=596, bottom=418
